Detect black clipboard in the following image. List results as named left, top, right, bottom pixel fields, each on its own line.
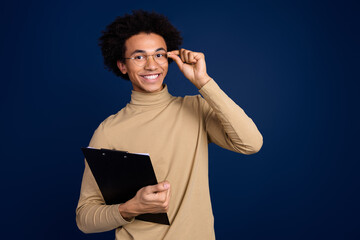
left=81, top=147, right=170, bottom=225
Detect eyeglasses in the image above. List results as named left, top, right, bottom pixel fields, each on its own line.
left=124, top=51, right=168, bottom=67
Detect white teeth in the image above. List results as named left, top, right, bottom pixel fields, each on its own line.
left=143, top=74, right=159, bottom=80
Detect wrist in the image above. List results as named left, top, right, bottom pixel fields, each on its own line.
left=196, top=75, right=211, bottom=89
left=118, top=202, right=138, bottom=221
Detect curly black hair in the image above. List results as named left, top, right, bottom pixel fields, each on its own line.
left=98, top=10, right=183, bottom=80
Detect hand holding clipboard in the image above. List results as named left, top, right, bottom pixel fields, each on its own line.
left=81, top=147, right=170, bottom=225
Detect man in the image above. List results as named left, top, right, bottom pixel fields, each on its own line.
left=76, top=10, right=263, bottom=239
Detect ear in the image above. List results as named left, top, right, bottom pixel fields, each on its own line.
left=117, top=60, right=127, bottom=74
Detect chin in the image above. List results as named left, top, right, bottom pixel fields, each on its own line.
left=140, top=77, right=165, bottom=93
left=143, top=84, right=164, bottom=93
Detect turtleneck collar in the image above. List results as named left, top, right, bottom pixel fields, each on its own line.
left=129, top=84, right=173, bottom=107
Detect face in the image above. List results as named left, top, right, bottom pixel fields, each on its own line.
left=117, top=33, right=168, bottom=93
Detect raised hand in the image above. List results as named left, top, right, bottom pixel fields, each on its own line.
left=167, top=48, right=211, bottom=89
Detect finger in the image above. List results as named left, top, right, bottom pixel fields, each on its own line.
left=182, top=49, right=193, bottom=63
left=156, top=182, right=170, bottom=204
left=180, top=48, right=186, bottom=62
left=157, top=189, right=169, bottom=205
left=146, top=181, right=170, bottom=194
left=181, top=48, right=197, bottom=64
left=168, top=50, right=179, bottom=55
left=182, top=49, right=190, bottom=63
left=167, top=52, right=183, bottom=70
left=155, top=186, right=170, bottom=206
left=193, top=52, right=204, bottom=61
left=162, top=187, right=171, bottom=211
left=188, top=51, right=197, bottom=63
left=165, top=185, right=171, bottom=203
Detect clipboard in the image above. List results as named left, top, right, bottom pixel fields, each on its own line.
left=81, top=147, right=170, bottom=225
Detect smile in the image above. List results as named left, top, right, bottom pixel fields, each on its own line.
left=141, top=74, right=160, bottom=80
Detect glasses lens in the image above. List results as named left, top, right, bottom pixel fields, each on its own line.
left=132, top=54, right=147, bottom=66
left=130, top=52, right=168, bottom=66
left=154, top=52, right=168, bottom=65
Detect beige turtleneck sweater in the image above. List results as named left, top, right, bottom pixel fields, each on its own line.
left=76, top=79, right=263, bottom=239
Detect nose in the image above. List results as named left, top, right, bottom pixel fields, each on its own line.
left=144, top=55, right=158, bottom=70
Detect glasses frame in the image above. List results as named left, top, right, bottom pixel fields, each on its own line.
left=124, top=51, right=168, bottom=67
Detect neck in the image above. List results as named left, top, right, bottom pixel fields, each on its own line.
left=129, top=84, right=173, bottom=107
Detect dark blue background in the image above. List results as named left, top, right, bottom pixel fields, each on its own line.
left=1, top=0, right=359, bottom=239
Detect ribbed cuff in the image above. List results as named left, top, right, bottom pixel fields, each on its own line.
left=112, top=204, right=135, bottom=226
left=199, top=78, right=221, bottom=98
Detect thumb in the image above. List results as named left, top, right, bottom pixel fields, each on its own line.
left=167, top=51, right=183, bottom=70
left=147, top=181, right=170, bottom=193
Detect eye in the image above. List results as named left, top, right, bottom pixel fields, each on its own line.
left=155, top=53, right=165, bottom=58
left=134, top=55, right=145, bottom=60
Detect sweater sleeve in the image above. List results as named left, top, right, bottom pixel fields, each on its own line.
left=199, top=79, right=263, bottom=155
left=75, top=123, right=134, bottom=233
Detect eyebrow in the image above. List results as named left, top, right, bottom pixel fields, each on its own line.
left=130, top=48, right=167, bottom=56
